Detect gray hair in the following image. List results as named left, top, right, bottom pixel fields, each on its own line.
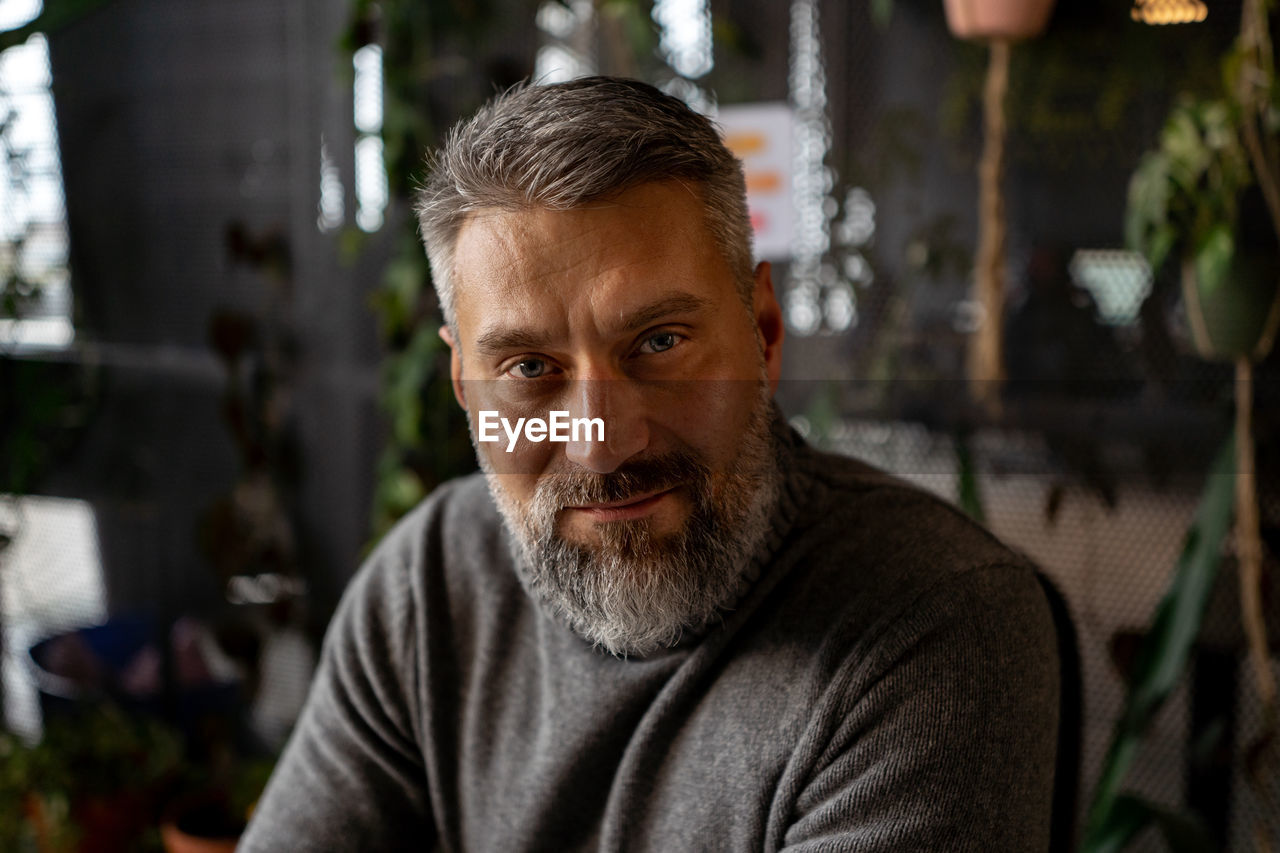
left=414, top=77, right=754, bottom=326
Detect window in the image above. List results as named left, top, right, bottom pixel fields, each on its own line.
left=0, top=0, right=71, bottom=353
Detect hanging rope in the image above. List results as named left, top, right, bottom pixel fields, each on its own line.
left=1234, top=5, right=1278, bottom=849
left=1236, top=355, right=1276, bottom=853
left=969, top=38, right=1010, bottom=417
left=1235, top=359, right=1272, bottom=713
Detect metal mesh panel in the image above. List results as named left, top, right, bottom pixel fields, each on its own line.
left=778, top=0, right=1277, bottom=846
left=0, top=0, right=1274, bottom=846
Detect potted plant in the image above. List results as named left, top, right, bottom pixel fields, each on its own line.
left=1086, top=1, right=1280, bottom=848
left=941, top=0, right=1056, bottom=413
left=159, top=757, right=275, bottom=853
left=871, top=0, right=1058, bottom=41
left=0, top=703, right=184, bottom=852
left=1126, top=97, right=1280, bottom=362
left=1123, top=5, right=1280, bottom=747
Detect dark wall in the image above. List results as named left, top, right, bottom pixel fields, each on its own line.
left=44, top=0, right=387, bottom=625
left=39, top=0, right=540, bottom=628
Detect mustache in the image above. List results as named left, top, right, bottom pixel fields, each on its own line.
left=534, top=450, right=710, bottom=509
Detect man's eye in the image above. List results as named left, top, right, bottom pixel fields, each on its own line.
left=506, top=358, right=549, bottom=379
left=638, top=332, right=682, bottom=354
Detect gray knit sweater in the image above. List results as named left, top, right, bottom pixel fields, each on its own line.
left=241, top=427, right=1059, bottom=852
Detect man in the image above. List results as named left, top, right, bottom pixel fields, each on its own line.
left=242, top=77, right=1059, bottom=851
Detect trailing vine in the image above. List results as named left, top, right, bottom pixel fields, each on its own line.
left=341, top=0, right=504, bottom=541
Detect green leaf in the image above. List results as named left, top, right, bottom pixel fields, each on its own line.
left=1162, top=107, right=1211, bottom=192
left=385, top=251, right=427, bottom=309
left=382, top=325, right=446, bottom=448
left=1148, top=801, right=1219, bottom=853
left=1086, top=795, right=1219, bottom=853
left=1125, top=92, right=1256, bottom=279
left=1082, top=436, right=1236, bottom=850
left=953, top=432, right=986, bottom=525
left=1147, top=224, right=1177, bottom=276
left=1193, top=223, right=1234, bottom=296
left=871, top=0, right=894, bottom=29
left=338, top=227, right=368, bottom=266
left=1221, top=45, right=1245, bottom=98
left=1125, top=153, right=1172, bottom=259
left=1122, top=436, right=1234, bottom=727
left=1198, top=101, right=1236, bottom=154
left=602, top=0, right=658, bottom=63
left=1084, top=794, right=1153, bottom=853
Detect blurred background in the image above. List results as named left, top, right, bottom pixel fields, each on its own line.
left=0, top=0, right=1277, bottom=850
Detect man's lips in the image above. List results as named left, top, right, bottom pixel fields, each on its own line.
left=565, top=487, right=678, bottom=522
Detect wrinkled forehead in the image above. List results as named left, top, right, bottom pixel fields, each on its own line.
left=448, top=182, right=733, bottom=339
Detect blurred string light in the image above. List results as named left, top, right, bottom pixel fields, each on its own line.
left=654, top=0, right=713, bottom=79
left=316, top=135, right=343, bottom=232
left=534, top=0, right=595, bottom=83
left=787, top=0, right=858, bottom=336
left=1131, top=0, right=1207, bottom=25
left=532, top=0, right=715, bottom=110
left=653, top=0, right=716, bottom=115
left=0, top=0, right=73, bottom=351
left=836, top=187, right=876, bottom=294
left=353, top=44, right=387, bottom=232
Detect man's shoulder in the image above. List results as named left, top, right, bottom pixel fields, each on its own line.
left=352, top=472, right=513, bottom=607
left=770, top=441, right=1048, bottom=653
left=375, top=471, right=502, bottom=556
left=792, top=441, right=1027, bottom=572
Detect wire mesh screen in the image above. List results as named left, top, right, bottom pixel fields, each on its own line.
left=0, top=0, right=1275, bottom=848
left=0, top=0, right=376, bottom=766
left=771, top=0, right=1279, bottom=847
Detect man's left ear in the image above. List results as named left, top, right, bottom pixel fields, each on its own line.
left=439, top=324, right=468, bottom=410
left=752, top=261, right=784, bottom=392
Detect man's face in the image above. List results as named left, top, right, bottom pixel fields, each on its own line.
left=444, top=180, right=784, bottom=655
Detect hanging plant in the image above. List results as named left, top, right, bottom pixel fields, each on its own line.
left=1126, top=97, right=1279, bottom=361
left=942, top=0, right=1055, bottom=414
left=1124, top=0, right=1279, bottom=723
left=1081, top=438, right=1236, bottom=853
left=341, top=0, right=496, bottom=541
left=1107, top=1, right=1280, bottom=848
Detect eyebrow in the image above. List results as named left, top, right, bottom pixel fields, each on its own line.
left=472, top=292, right=713, bottom=357
left=473, top=327, right=547, bottom=356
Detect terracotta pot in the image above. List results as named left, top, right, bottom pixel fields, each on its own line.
left=24, top=790, right=153, bottom=853
left=160, top=796, right=244, bottom=853
left=943, top=0, right=1057, bottom=40
left=75, top=794, right=151, bottom=853
left=161, top=821, right=240, bottom=853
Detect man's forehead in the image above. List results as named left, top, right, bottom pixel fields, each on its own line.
left=452, top=205, right=626, bottom=280
left=450, top=208, right=634, bottom=326
left=449, top=182, right=726, bottom=338
left=452, top=182, right=704, bottom=265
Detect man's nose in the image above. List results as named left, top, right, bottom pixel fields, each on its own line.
left=563, top=378, right=649, bottom=474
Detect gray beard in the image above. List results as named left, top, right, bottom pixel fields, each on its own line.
left=481, top=386, right=781, bottom=657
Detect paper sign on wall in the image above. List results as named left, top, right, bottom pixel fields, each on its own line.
left=717, top=102, right=794, bottom=262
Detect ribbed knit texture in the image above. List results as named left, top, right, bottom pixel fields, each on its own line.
left=242, top=428, right=1059, bottom=852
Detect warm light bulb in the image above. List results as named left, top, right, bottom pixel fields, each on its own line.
left=1131, top=0, right=1208, bottom=25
